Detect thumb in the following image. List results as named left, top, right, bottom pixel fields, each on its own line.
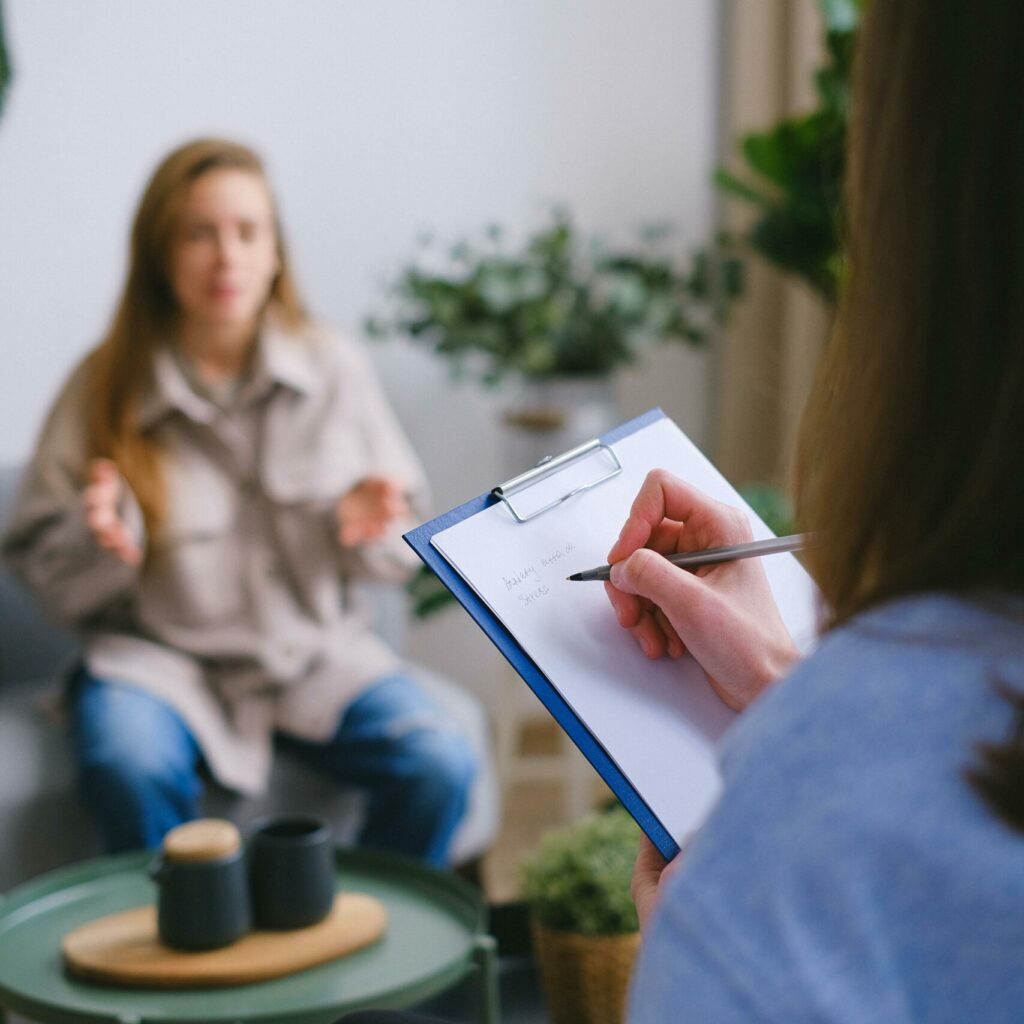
left=89, top=458, right=116, bottom=484
left=609, top=547, right=701, bottom=605
left=90, top=459, right=123, bottom=497
left=609, top=548, right=717, bottom=647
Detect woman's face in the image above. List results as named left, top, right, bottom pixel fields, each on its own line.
left=167, top=168, right=280, bottom=334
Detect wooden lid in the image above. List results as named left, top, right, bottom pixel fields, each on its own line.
left=163, top=819, right=241, bottom=863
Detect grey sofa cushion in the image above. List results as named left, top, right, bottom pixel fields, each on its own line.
left=0, top=465, right=77, bottom=686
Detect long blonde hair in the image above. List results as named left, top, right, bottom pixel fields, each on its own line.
left=86, top=138, right=306, bottom=535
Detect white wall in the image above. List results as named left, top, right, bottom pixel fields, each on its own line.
left=0, top=0, right=718, bottom=692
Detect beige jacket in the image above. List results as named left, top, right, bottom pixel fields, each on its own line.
left=2, top=321, right=427, bottom=794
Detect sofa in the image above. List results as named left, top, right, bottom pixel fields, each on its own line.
left=0, top=465, right=499, bottom=893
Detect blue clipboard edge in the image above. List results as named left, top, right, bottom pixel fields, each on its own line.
left=404, top=407, right=680, bottom=860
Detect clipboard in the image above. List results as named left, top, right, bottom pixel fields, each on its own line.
left=405, top=405, right=815, bottom=856
left=407, top=408, right=689, bottom=858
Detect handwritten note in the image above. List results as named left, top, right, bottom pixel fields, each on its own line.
left=431, top=416, right=819, bottom=845
left=500, top=542, right=577, bottom=610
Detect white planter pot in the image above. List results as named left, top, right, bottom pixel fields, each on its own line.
left=501, top=376, right=619, bottom=478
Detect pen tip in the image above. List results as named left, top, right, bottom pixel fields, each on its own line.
left=567, top=573, right=581, bottom=581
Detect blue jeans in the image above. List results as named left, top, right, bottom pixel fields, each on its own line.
left=70, top=671, right=477, bottom=866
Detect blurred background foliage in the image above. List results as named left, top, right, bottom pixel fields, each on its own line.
left=367, top=212, right=741, bottom=385
left=716, top=0, right=860, bottom=306
left=0, top=1, right=12, bottom=121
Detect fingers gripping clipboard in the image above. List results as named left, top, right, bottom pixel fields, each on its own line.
left=404, top=408, right=819, bottom=858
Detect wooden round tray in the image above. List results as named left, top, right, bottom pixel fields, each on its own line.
left=63, top=892, right=387, bottom=988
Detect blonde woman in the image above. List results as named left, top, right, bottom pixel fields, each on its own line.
left=2, top=138, right=475, bottom=865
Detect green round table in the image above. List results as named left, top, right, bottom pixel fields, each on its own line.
left=0, top=849, right=499, bottom=1024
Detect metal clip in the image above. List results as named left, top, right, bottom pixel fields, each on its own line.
left=491, top=438, right=622, bottom=523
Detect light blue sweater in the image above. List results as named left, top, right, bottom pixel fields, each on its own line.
left=629, top=593, right=1024, bottom=1023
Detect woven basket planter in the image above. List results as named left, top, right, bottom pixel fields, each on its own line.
left=531, top=919, right=641, bottom=1024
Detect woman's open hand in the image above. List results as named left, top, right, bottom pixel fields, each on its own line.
left=336, top=476, right=409, bottom=547
left=83, top=459, right=143, bottom=566
left=605, top=470, right=799, bottom=711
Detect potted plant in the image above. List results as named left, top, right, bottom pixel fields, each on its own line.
left=367, top=211, right=738, bottom=458
left=367, top=211, right=735, bottom=387
left=521, top=804, right=641, bottom=1024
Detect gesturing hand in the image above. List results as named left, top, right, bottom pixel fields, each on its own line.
left=604, top=469, right=799, bottom=711
left=83, top=459, right=143, bottom=566
left=336, top=476, right=409, bottom=548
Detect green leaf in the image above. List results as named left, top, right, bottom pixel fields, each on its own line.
left=520, top=336, right=559, bottom=375
left=477, top=265, right=520, bottom=314
left=450, top=241, right=473, bottom=264
left=363, top=315, right=386, bottom=338
left=406, top=564, right=457, bottom=618
left=721, top=256, right=745, bottom=298
left=738, top=482, right=795, bottom=537
left=713, top=168, right=774, bottom=209
left=603, top=272, right=648, bottom=319
left=0, top=0, right=11, bottom=121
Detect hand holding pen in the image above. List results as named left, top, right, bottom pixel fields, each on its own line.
left=601, top=469, right=803, bottom=711
left=568, top=533, right=811, bottom=582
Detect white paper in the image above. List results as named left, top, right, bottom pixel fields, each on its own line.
left=432, top=415, right=819, bottom=844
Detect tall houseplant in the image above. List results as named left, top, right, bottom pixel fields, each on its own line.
left=715, top=0, right=860, bottom=306
left=710, top=0, right=859, bottom=510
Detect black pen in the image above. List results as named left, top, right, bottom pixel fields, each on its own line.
left=566, top=533, right=813, bottom=582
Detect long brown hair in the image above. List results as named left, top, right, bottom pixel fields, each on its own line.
left=795, top=2, right=1024, bottom=826
left=796, top=1, right=1024, bottom=623
left=86, top=138, right=306, bottom=535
